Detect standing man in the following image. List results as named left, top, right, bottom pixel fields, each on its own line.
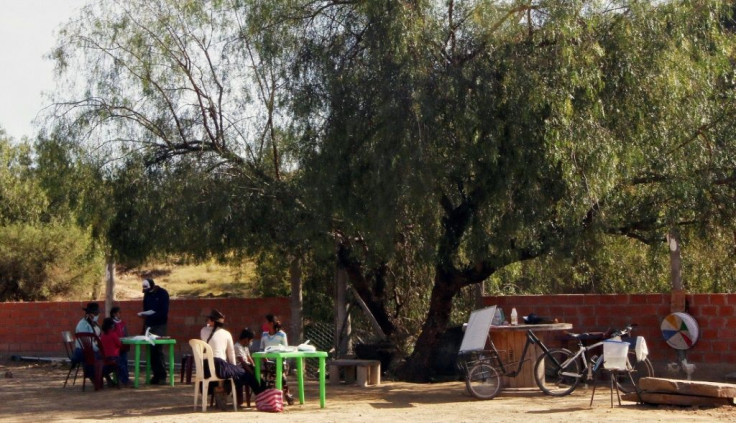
left=138, top=278, right=169, bottom=384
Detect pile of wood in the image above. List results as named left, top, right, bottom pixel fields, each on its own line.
left=622, top=377, right=736, bottom=406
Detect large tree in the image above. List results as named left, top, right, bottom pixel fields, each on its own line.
left=283, top=0, right=736, bottom=379
left=48, top=0, right=736, bottom=382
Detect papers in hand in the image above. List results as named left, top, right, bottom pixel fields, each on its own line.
left=137, top=310, right=155, bottom=316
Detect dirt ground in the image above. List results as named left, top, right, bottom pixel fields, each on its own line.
left=1, top=360, right=735, bottom=423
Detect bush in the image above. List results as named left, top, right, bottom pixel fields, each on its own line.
left=0, top=222, right=103, bottom=300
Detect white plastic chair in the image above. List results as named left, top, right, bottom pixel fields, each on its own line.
left=590, top=340, right=636, bottom=407
left=189, top=339, right=237, bottom=412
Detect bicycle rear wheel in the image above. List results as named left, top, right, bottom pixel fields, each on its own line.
left=466, top=362, right=502, bottom=400
left=534, top=348, right=580, bottom=396
left=616, top=351, right=654, bottom=393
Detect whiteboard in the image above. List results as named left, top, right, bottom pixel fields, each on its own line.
left=459, top=305, right=496, bottom=353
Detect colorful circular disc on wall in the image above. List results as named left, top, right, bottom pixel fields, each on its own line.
left=660, top=312, right=699, bottom=350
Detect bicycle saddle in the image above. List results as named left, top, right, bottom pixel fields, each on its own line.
left=562, top=331, right=608, bottom=341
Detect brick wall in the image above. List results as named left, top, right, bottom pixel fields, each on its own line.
left=483, top=293, right=736, bottom=379
left=2, top=293, right=733, bottom=379
left=0, top=297, right=290, bottom=360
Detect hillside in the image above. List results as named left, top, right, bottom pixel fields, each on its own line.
left=111, top=260, right=256, bottom=300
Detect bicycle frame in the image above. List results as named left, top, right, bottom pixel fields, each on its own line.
left=555, top=338, right=606, bottom=381
left=483, top=330, right=558, bottom=378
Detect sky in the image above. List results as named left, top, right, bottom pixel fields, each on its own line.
left=0, top=0, right=87, bottom=141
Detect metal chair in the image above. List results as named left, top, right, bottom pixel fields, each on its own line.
left=62, top=331, right=81, bottom=388
left=76, top=332, right=118, bottom=391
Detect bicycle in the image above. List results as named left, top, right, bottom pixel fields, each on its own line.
left=533, top=324, right=654, bottom=396
left=458, top=329, right=562, bottom=400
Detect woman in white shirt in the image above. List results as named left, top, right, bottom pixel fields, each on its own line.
left=201, top=309, right=263, bottom=396
left=260, top=320, right=288, bottom=350
left=259, top=320, right=293, bottom=404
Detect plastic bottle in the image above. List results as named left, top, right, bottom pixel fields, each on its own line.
left=510, top=308, right=518, bottom=325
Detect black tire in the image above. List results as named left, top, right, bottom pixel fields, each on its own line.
left=534, top=348, right=581, bottom=396
left=466, top=362, right=502, bottom=400
left=615, top=351, right=654, bottom=393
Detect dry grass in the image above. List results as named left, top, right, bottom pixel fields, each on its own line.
left=112, top=260, right=257, bottom=300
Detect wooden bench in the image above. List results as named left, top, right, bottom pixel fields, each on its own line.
left=328, top=359, right=381, bottom=387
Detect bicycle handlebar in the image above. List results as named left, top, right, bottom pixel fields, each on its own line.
left=608, top=323, right=638, bottom=338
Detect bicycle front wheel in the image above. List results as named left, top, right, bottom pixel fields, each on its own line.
left=466, top=362, right=502, bottom=400
left=534, top=348, right=580, bottom=396
left=616, top=351, right=654, bottom=393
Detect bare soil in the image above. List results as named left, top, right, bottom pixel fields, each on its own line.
left=2, top=360, right=735, bottom=423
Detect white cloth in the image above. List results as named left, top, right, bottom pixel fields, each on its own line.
left=200, top=326, right=236, bottom=364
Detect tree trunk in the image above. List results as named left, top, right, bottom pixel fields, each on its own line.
left=344, top=262, right=396, bottom=337
left=667, top=229, right=686, bottom=312
left=104, top=255, right=115, bottom=316
left=474, top=280, right=485, bottom=309
left=335, top=266, right=351, bottom=357
left=399, top=270, right=460, bottom=382
left=667, top=229, right=682, bottom=291
left=337, top=244, right=396, bottom=337
left=289, top=256, right=303, bottom=343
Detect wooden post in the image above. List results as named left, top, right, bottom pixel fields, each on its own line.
left=335, top=266, right=351, bottom=357
left=474, top=281, right=485, bottom=309
left=104, top=255, right=115, bottom=317
left=289, top=256, right=303, bottom=343
left=667, top=229, right=686, bottom=312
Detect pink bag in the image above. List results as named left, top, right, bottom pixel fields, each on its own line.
left=255, top=388, right=284, bottom=412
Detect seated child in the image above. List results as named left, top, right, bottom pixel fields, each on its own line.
left=235, top=328, right=255, bottom=369
left=110, top=306, right=130, bottom=386
left=99, top=317, right=122, bottom=387
left=235, top=328, right=256, bottom=407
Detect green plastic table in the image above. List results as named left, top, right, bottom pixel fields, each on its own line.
left=121, top=337, right=176, bottom=388
left=252, top=350, right=328, bottom=408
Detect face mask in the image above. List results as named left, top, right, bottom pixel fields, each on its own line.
left=92, top=315, right=99, bottom=322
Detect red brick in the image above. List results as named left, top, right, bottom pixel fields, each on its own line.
left=717, top=327, right=736, bottom=338
left=709, top=294, right=727, bottom=305
left=629, top=295, right=649, bottom=304
left=701, top=328, right=719, bottom=339
left=706, top=316, right=728, bottom=328
left=701, top=352, right=721, bottom=362
left=646, top=294, right=667, bottom=304
left=686, top=351, right=705, bottom=361
left=578, top=316, right=596, bottom=329
left=710, top=340, right=733, bottom=352
left=718, top=305, right=735, bottom=316
left=698, top=305, right=718, bottom=316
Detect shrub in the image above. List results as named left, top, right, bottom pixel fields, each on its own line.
left=0, top=222, right=103, bottom=301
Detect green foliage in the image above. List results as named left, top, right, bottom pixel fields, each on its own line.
left=0, top=130, right=105, bottom=301
left=0, top=222, right=103, bottom=301
left=0, top=137, right=48, bottom=225
left=252, top=251, right=290, bottom=297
